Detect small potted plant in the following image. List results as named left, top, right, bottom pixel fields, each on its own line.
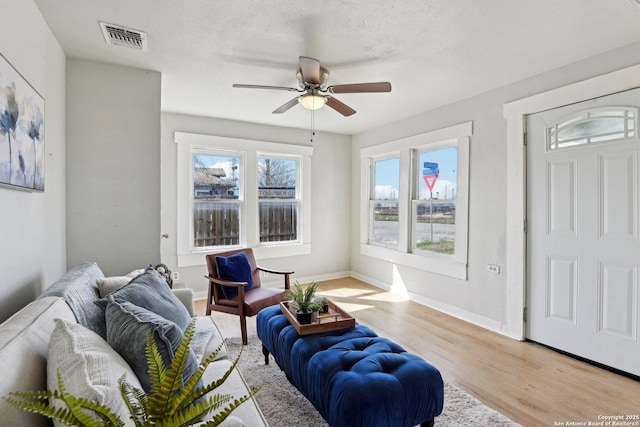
left=286, top=282, right=323, bottom=325
left=315, top=296, right=329, bottom=313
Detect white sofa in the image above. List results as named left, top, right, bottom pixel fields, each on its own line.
left=0, top=262, right=267, bottom=427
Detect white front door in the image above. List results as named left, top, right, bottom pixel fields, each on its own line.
left=527, top=88, right=640, bottom=376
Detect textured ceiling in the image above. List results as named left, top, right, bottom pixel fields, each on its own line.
left=34, top=0, right=640, bottom=135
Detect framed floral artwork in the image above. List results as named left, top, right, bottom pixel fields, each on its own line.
left=0, top=52, right=45, bottom=192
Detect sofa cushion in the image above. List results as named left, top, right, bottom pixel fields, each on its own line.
left=104, top=298, right=199, bottom=393
left=38, top=262, right=107, bottom=338
left=215, top=252, right=253, bottom=299
left=47, top=318, right=142, bottom=427
left=96, top=266, right=191, bottom=332
left=172, top=288, right=196, bottom=317
left=0, top=297, right=75, bottom=427
left=96, top=268, right=146, bottom=298
left=192, top=315, right=228, bottom=362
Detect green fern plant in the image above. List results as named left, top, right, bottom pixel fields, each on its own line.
left=286, top=281, right=322, bottom=313
left=4, top=321, right=257, bottom=427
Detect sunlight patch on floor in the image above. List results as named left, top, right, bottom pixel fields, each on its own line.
left=332, top=301, right=375, bottom=313
left=360, top=292, right=408, bottom=303
left=316, top=288, right=373, bottom=298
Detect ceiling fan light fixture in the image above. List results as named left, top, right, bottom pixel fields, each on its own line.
left=298, top=94, right=327, bottom=110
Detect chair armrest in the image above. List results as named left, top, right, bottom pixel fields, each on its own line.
left=172, top=288, right=195, bottom=317
left=257, top=266, right=295, bottom=275
left=205, top=275, right=249, bottom=288
left=204, top=275, right=246, bottom=307
left=256, top=266, right=293, bottom=290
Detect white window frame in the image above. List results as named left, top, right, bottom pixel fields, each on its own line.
left=176, top=132, right=313, bottom=267
left=368, top=153, right=401, bottom=250
left=547, top=106, right=638, bottom=151
left=257, top=152, right=302, bottom=246
left=410, top=140, right=462, bottom=261
left=191, top=148, right=245, bottom=250
left=360, top=121, right=472, bottom=280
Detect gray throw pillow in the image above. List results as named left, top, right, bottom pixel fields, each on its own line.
left=104, top=298, right=199, bottom=393
left=96, top=266, right=191, bottom=332
left=38, top=262, right=107, bottom=338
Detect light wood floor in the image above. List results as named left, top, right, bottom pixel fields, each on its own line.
left=195, top=278, right=640, bottom=427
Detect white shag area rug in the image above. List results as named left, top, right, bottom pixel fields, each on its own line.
left=227, top=337, right=521, bottom=427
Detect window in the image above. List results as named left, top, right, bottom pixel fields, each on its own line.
left=369, top=156, right=400, bottom=248
left=176, top=133, right=313, bottom=267
left=360, top=122, right=471, bottom=279
left=412, top=146, right=457, bottom=256
left=192, top=151, right=241, bottom=248
left=547, top=107, right=637, bottom=150
left=258, top=156, right=299, bottom=243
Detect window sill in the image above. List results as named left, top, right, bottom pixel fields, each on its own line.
left=360, top=244, right=467, bottom=280
left=178, top=243, right=311, bottom=267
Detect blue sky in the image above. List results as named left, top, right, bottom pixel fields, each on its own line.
left=375, top=146, right=458, bottom=200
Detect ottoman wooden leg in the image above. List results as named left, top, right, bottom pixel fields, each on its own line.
left=262, top=344, right=270, bottom=365
left=420, top=419, right=435, bottom=427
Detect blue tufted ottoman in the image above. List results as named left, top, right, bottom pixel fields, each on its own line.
left=257, top=305, right=444, bottom=427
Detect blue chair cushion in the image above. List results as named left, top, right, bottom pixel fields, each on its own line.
left=215, top=252, right=253, bottom=299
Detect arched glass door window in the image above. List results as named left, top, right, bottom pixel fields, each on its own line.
left=547, top=107, right=637, bottom=150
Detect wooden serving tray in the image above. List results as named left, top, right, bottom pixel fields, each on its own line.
left=280, top=300, right=356, bottom=335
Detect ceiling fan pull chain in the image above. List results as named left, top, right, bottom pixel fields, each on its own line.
left=310, top=108, right=315, bottom=143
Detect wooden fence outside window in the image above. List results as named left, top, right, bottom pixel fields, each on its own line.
left=193, top=201, right=297, bottom=247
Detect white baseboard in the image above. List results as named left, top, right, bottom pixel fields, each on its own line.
left=350, top=271, right=398, bottom=294
left=350, top=270, right=509, bottom=338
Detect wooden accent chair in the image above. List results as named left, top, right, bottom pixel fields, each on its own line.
left=205, top=248, right=293, bottom=345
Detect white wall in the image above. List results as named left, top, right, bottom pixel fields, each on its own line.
left=66, top=59, right=161, bottom=276
left=161, top=113, right=352, bottom=295
left=0, top=0, right=66, bottom=322
left=350, top=40, right=640, bottom=336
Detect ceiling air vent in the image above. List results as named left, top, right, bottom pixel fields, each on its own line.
left=100, top=22, right=148, bottom=51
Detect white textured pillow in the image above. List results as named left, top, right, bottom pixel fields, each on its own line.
left=96, top=269, right=145, bottom=297
left=47, top=318, right=142, bottom=427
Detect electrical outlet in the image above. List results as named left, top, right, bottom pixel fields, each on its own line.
left=172, top=271, right=180, bottom=281
left=487, top=264, right=500, bottom=274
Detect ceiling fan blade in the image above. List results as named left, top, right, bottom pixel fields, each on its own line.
left=329, top=82, right=392, bottom=94
left=233, top=84, right=300, bottom=92
left=326, top=96, right=356, bottom=116
left=272, top=97, right=300, bottom=114
left=299, top=56, right=321, bottom=85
